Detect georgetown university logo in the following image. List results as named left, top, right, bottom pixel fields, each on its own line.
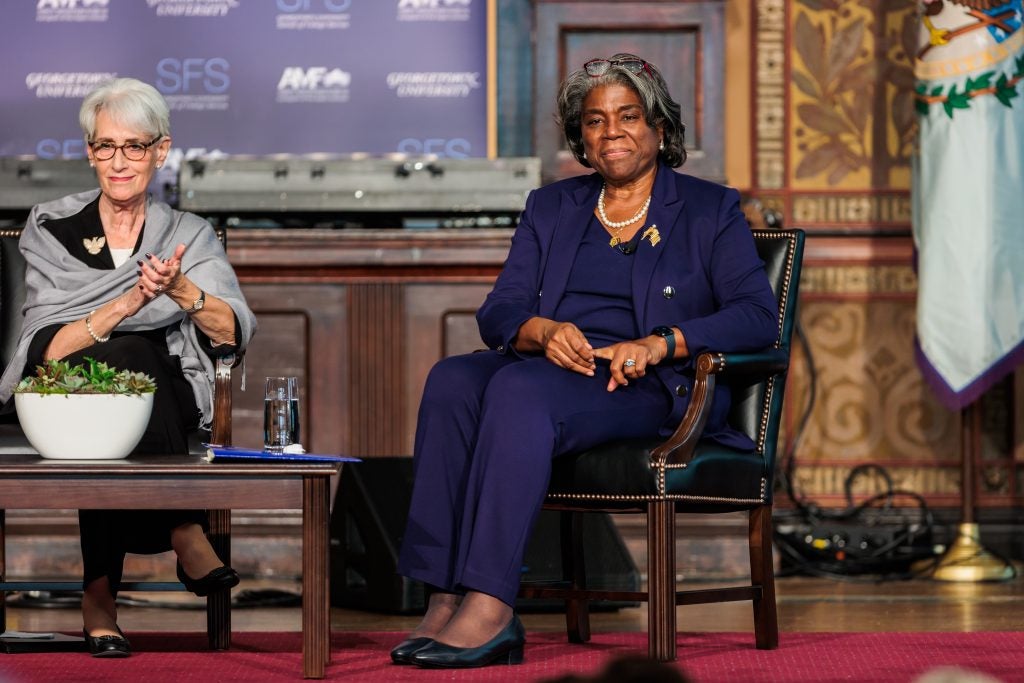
left=147, top=0, right=241, bottom=18
left=25, top=71, right=116, bottom=99
left=386, top=72, right=480, bottom=98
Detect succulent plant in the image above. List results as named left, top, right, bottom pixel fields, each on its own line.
left=14, top=357, right=156, bottom=395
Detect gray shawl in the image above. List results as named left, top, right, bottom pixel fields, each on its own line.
left=0, top=189, right=257, bottom=428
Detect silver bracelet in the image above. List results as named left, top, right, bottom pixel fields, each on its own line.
left=85, top=310, right=110, bottom=343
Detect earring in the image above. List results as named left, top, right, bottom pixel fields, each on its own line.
left=659, top=140, right=665, bottom=151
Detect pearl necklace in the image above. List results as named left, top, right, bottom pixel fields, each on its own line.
left=597, top=185, right=652, bottom=245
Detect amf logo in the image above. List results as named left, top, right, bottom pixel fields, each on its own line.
left=277, top=67, right=351, bottom=103
left=37, top=0, right=109, bottom=8
left=397, top=0, right=471, bottom=22
left=397, top=0, right=470, bottom=7
left=36, top=0, right=109, bottom=22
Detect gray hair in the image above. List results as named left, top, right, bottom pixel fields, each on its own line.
left=556, top=53, right=686, bottom=169
left=79, top=78, right=170, bottom=142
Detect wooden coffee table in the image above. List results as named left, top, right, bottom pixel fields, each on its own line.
left=0, top=454, right=341, bottom=679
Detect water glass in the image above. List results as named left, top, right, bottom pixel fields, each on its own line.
left=264, top=376, right=300, bottom=452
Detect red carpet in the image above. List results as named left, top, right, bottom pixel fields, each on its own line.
left=0, top=631, right=1020, bottom=682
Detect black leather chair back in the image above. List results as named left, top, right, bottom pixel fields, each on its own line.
left=727, top=229, right=804, bottom=486
left=1, top=230, right=28, bottom=378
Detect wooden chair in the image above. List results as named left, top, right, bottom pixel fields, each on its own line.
left=0, top=227, right=237, bottom=650
left=519, top=228, right=805, bottom=660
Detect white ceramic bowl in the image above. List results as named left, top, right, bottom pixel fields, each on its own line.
left=14, top=392, right=154, bottom=460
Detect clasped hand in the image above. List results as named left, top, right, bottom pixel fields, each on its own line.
left=123, top=243, right=188, bottom=315
left=540, top=321, right=666, bottom=392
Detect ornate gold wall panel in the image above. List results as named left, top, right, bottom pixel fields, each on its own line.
left=789, top=0, right=916, bottom=192
left=742, top=1, right=1020, bottom=508
left=782, top=250, right=1018, bottom=507
left=750, top=0, right=917, bottom=229
left=787, top=260, right=955, bottom=502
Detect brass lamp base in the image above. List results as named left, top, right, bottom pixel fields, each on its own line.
left=917, top=523, right=1014, bottom=582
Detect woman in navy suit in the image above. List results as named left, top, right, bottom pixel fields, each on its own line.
left=392, top=54, right=779, bottom=669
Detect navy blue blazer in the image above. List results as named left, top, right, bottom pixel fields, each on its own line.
left=476, top=162, right=778, bottom=448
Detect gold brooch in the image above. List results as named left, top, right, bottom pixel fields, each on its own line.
left=82, top=236, right=106, bottom=255
left=642, top=225, right=660, bottom=247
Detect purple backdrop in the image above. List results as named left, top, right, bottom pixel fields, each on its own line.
left=1, top=0, right=490, bottom=179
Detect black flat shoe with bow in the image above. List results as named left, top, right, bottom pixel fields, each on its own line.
left=176, top=562, right=240, bottom=597
left=84, top=627, right=130, bottom=658
left=390, top=636, right=433, bottom=664
left=410, top=615, right=525, bottom=668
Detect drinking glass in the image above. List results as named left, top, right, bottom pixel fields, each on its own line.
left=264, top=377, right=300, bottom=452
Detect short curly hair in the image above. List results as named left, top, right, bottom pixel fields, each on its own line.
left=79, top=78, right=170, bottom=143
left=556, top=53, right=686, bottom=169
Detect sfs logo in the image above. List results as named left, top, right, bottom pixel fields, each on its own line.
left=277, top=0, right=351, bottom=10
left=155, top=58, right=230, bottom=94
left=35, top=138, right=87, bottom=159
left=398, top=138, right=471, bottom=158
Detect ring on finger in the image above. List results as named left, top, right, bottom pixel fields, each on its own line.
left=156, top=285, right=164, bottom=292
left=624, top=358, right=637, bottom=368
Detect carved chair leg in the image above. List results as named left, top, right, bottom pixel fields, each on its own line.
left=749, top=505, right=779, bottom=649
left=647, top=501, right=677, bottom=661
left=560, top=511, right=591, bottom=643
left=207, top=508, right=232, bottom=650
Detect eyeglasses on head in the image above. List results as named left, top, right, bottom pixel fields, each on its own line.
left=583, top=58, right=650, bottom=77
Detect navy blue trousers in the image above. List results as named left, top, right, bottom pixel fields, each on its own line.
left=396, top=350, right=671, bottom=607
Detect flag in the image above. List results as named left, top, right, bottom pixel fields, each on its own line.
left=912, top=0, right=1024, bottom=410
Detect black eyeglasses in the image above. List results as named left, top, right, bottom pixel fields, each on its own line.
left=584, top=58, right=651, bottom=78
left=89, top=137, right=161, bottom=162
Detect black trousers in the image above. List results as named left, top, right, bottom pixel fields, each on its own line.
left=64, top=335, right=206, bottom=595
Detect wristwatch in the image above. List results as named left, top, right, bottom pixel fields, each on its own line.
left=182, top=289, right=206, bottom=313
left=650, top=325, right=676, bottom=361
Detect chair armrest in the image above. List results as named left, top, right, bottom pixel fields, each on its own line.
left=713, top=348, right=790, bottom=380
left=210, top=353, right=237, bottom=447
left=650, top=349, right=789, bottom=468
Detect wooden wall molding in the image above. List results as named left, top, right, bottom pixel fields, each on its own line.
left=229, top=229, right=507, bottom=457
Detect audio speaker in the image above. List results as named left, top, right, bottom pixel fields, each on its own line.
left=330, top=457, right=640, bottom=614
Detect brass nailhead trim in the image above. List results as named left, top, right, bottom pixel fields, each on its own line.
left=547, top=481, right=766, bottom=506
left=749, top=230, right=797, bottom=456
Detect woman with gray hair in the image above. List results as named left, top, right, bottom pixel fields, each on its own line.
left=391, top=54, right=777, bottom=668
left=0, top=77, right=257, bottom=658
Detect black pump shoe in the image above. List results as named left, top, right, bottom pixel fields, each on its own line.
left=390, top=636, right=433, bottom=664
left=176, top=562, right=240, bottom=597
left=84, top=628, right=131, bottom=658
left=410, top=615, right=525, bottom=668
